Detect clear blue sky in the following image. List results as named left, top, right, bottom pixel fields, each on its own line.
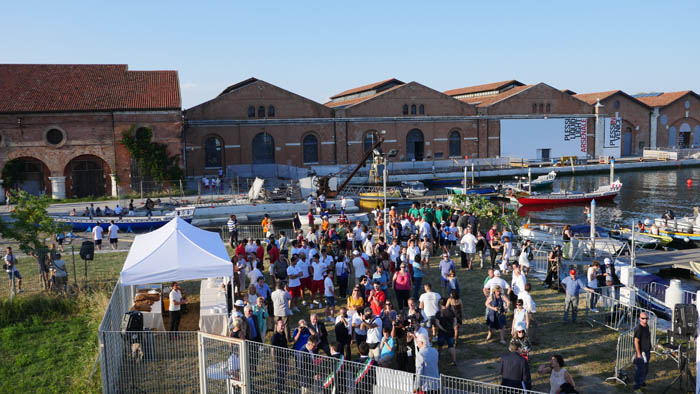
left=4, top=1, right=700, bottom=109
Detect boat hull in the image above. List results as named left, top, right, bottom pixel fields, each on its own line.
left=445, top=186, right=497, bottom=195
left=517, top=192, right=618, bottom=206
left=53, top=216, right=192, bottom=232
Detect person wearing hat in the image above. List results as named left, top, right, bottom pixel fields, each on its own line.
left=560, top=269, right=595, bottom=324
left=483, top=269, right=510, bottom=297
left=511, top=321, right=531, bottom=357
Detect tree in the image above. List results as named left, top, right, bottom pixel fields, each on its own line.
left=1, top=158, right=26, bottom=190
left=0, top=191, right=69, bottom=256
left=451, top=194, right=520, bottom=231
left=121, top=125, right=183, bottom=183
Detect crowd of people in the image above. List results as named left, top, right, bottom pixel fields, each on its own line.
left=221, top=200, right=588, bottom=393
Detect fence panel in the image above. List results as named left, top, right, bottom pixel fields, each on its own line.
left=441, top=374, right=547, bottom=393
left=221, top=225, right=295, bottom=244
left=199, top=333, right=244, bottom=394
left=101, top=331, right=199, bottom=394
left=605, top=328, right=636, bottom=385
left=583, top=291, right=657, bottom=345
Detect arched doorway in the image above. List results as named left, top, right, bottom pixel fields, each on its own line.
left=65, top=155, right=108, bottom=198
left=679, top=123, right=691, bottom=148
left=3, top=157, right=50, bottom=196
left=406, top=129, right=424, bottom=161
left=252, top=133, right=275, bottom=164
left=622, top=127, right=632, bottom=157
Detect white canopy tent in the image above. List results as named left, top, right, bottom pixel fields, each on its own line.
left=120, top=216, right=233, bottom=286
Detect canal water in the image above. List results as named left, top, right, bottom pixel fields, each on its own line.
left=516, top=166, right=700, bottom=227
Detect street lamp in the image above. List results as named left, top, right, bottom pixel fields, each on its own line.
left=374, top=147, right=398, bottom=240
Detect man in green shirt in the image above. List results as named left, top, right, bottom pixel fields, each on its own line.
left=408, top=203, right=421, bottom=220
left=435, top=205, right=445, bottom=225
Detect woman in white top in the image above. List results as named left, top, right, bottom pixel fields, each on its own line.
left=538, top=354, right=575, bottom=394
left=511, top=298, right=530, bottom=336
left=587, top=260, right=600, bottom=312
left=518, top=240, right=532, bottom=276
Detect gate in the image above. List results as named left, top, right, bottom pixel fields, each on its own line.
left=198, top=333, right=246, bottom=394
left=70, top=156, right=105, bottom=197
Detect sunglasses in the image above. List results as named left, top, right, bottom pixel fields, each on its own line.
left=640, top=317, right=648, bottom=320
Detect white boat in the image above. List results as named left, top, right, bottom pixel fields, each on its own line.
left=177, top=198, right=359, bottom=219
left=401, top=181, right=428, bottom=197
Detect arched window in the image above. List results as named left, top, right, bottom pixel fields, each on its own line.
left=252, top=132, right=275, bottom=164
left=248, top=106, right=255, bottom=118
left=303, top=134, right=319, bottom=164
left=204, top=136, right=223, bottom=167
left=406, top=129, right=424, bottom=161
left=258, top=106, right=265, bottom=118
left=419, top=104, right=425, bottom=115
left=410, top=104, right=417, bottom=115
left=539, top=103, right=544, bottom=113
left=532, top=104, right=537, bottom=113
left=268, top=105, right=275, bottom=117
left=545, top=103, right=551, bottom=113
left=403, top=104, right=409, bottom=115
left=363, top=131, right=379, bottom=152
left=449, top=130, right=461, bottom=157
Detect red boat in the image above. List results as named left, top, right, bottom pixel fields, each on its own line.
left=517, top=180, right=622, bottom=206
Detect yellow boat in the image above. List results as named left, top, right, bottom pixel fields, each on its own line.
left=618, top=227, right=673, bottom=247
left=359, top=191, right=402, bottom=209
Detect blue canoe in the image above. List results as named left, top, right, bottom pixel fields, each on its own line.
left=52, top=213, right=193, bottom=233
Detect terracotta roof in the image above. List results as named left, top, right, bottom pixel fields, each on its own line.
left=561, top=89, right=577, bottom=95
left=573, top=90, right=621, bottom=105
left=635, top=91, right=695, bottom=107
left=0, top=64, right=180, bottom=113
left=329, top=78, right=404, bottom=99
left=458, top=84, right=533, bottom=107
left=444, top=80, right=524, bottom=97
left=324, top=84, right=404, bottom=108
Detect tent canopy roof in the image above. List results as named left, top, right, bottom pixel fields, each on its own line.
left=119, top=217, right=232, bottom=285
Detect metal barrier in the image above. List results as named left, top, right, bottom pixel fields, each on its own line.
left=529, top=250, right=550, bottom=274
left=638, top=281, right=697, bottom=305
left=221, top=225, right=296, bottom=244
left=441, top=374, right=546, bottom=393
left=605, top=328, right=636, bottom=385
left=583, top=291, right=657, bottom=345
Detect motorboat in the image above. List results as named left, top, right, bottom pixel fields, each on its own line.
left=444, top=185, right=497, bottom=196
left=613, top=227, right=672, bottom=248
left=516, top=180, right=622, bottom=206
left=653, top=216, right=700, bottom=244
left=358, top=189, right=403, bottom=209
left=400, top=181, right=428, bottom=197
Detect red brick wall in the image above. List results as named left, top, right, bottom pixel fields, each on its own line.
left=0, top=110, right=182, bottom=197
left=597, top=93, right=651, bottom=155
left=655, top=94, right=700, bottom=148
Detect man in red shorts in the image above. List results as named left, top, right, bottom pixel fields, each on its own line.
left=310, top=254, right=329, bottom=307
left=286, top=256, right=303, bottom=313
left=297, top=252, right=312, bottom=306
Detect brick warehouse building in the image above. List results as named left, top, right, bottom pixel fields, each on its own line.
left=184, top=78, right=485, bottom=176
left=636, top=91, right=700, bottom=149
left=0, top=64, right=182, bottom=199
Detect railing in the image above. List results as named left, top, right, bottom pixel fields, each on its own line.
left=638, top=281, right=697, bottom=306
left=605, top=328, right=636, bottom=385
left=441, top=374, right=546, bottom=393
left=583, top=291, right=657, bottom=345
left=221, top=225, right=296, bottom=243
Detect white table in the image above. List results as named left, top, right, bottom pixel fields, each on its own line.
left=199, top=278, right=229, bottom=336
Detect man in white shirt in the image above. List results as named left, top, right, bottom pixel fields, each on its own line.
left=418, top=282, right=441, bottom=337
left=310, top=255, right=328, bottom=306
left=353, top=223, right=364, bottom=249
left=587, top=260, right=601, bottom=312
left=108, top=220, right=120, bottom=250
left=50, top=253, right=68, bottom=293
left=352, top=250, right=366, bottom=286
left=460, top=227, right=477, bottom=270
left=406, top=240, right=420, bottom=263
left=92, top=223, right=104, bottom=251
left=361, top=307, right=383, bottom=360
left=169, top=282, right=186, bottom=331
left=247, top=263, right=263, bottom=285
left=340, top=196, right=347, bottom=212
left=323, top=271, right=335, bottom=321
left=518, top=282, right=537, bottom=344
left=286, top=256, right=303, bottom=313
left=245, top=238, right=257, bottom=255
left=420, top=219, right=432, bottom=241
left=114, top=204, right=123, bottom=219
left=387, top=239, right=401, bottom=263
left=483, top=270, right=511, bottom=297
left=297, top=253, right=312, bottom=306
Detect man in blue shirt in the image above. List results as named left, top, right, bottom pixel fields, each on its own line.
left=560, top=269, right=595, bottom=323
left=439, top=253, right=456, bottom=297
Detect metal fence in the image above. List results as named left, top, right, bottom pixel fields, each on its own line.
left=441, top=374, right=546, bottom=393
left=221, top=225, right=296, bottom=243
left=583, top=290, right=657, bottom=344
left=199, top=333, right=244, bottom=394
left=605, top=328, right=636, bottom=385
left=638, top=281, right=697, bottom=305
